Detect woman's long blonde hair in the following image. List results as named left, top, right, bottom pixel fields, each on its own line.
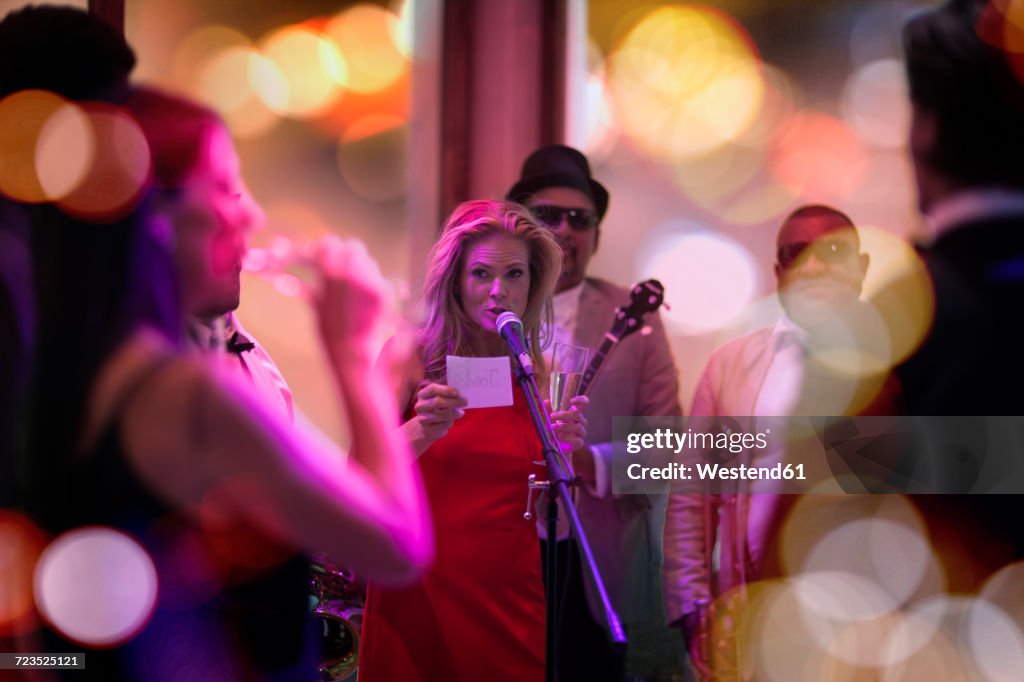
left=419, top=199, right=562, bottom=383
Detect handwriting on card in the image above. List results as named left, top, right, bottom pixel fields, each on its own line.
left=446, top=355, right=513, bottom=408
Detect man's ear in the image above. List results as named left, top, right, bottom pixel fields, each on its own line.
left=593, top=227, right=601, bottom=252
left=858, top=252, right=870, bottom=282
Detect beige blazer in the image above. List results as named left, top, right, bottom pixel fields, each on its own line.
left=660, top=327, right=777, bottom=624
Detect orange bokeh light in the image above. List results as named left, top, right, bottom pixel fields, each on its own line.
left=608, top=5, right=765, bottom=160
left=260, top=25, right=346, bottom=119
left=325, top=4, right=408, bottom=94
left=0, top=89, right=68, bottom=203
left=0, top=510, right=47, bottom=637
left=55, top=104, right=151, bottom=222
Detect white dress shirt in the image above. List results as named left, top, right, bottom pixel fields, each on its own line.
left=187, top=313, right=294, bottom=422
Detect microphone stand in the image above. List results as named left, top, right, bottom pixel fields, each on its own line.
left=512, top=360, right=627, bottom=682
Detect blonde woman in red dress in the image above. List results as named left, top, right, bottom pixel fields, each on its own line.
left=359, top=199, right=588, bottom=681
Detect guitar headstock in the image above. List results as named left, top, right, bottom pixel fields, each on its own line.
left=613, top=279, right=665, bottom=339
left=579, top=279, right=666, bottom=397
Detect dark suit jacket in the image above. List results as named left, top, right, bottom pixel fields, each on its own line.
left=897, top=216, right=1024, bottom=414
left=894, top=215, right=1024, bottom=590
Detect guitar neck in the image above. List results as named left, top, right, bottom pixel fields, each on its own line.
left=575, top=278, right=664, bottom=398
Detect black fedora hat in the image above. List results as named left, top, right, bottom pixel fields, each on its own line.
left=506, top=145, right=609, bottom=221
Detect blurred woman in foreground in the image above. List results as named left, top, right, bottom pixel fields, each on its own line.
left=18, top=87, right=432, bottom=680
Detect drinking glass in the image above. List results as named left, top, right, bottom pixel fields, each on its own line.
left=549, top=342, right=589, bottom=411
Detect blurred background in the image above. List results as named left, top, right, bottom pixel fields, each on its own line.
left=0, top=0, right=937, bottom=438
left=12, top=3, right=1024, bottom=680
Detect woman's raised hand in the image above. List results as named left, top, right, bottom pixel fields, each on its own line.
left=405, top=383, right=468, bottom=455
left=312, top=235, right=395, bottom=364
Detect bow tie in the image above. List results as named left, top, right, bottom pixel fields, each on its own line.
left=226, top=331, right=256, bottom=354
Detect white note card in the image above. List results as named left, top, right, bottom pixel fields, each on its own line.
left=446, top=355, right=513, bottom=408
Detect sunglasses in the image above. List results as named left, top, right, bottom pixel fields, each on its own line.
left=777, top=239, right=855, bottom=269
left=529, top=205, right=599, bottom=231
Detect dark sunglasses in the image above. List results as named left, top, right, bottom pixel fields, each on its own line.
left=529, top=205, right=599, bottom=231
left=777, top=239, right=855, bottom=269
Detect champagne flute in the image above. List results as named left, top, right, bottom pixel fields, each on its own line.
left=243, top=234, right=410, bottom=302
left=547, top=342, right=589, bottom=471
left=550, top=342, right=589, bottom=411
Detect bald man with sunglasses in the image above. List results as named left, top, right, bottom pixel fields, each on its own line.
left=662, top=204, right=899, bottom=679
left=508, top=145, right=683, bottom=682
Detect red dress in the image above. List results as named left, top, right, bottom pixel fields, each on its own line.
left=358, top=384, right=547, bottom=682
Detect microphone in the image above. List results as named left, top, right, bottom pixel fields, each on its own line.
left=496, top=311, right=534, bottom=376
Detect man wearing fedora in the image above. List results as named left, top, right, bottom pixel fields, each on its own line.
left=508, top=145, right=684, bottom=681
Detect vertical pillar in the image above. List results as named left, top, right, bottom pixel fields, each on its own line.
left=438, top=0, right=568, bottom=219
left=407, top=0, right=573, bottom=295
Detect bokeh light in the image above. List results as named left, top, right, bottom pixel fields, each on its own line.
left=607, top=5, right=764, bottom=160
left=636, top=227, right=758, bottom=333
left=388, top=0, right=415, bottom=59
left=35, top=527, right=158, bottom=647
left=979, top=0, right=1024, bottom=53
left=54, top=104, right=151, bottom=222
left=0, top=511, right=46, bottom=636
left=781, top=495, right=938, bottom=590
left=326, top=4, right=408, bottom=94
left=793, top=291, right=892, bottom=386
left=337, top=116, right=409, bottom=202
left=841, top=59, right=910, bottom=149
left=965, top=597, right=1024, bottom=681
left=670, top=64, right=803, bottom=227
left=674, top=144, right=763, bottom=207
left=197, top=46, right=282, bottom=138
left=260, top=25, right=346, bottom=118
left=0, top=89, right=68, bottom=203
left=976, top=562, right=1024, bottom=679
left=842, top=150, right=915, bottom=209
left=979, top=561, right=1024, bottom=629
left=171, top=25, right=252, bottom=94
left=35, top=102, right=94, bottom=201
left=717, top=182, right=798, bottom=228
left=979, top=0, right=1024, bottom=83
left=826, top=610, right=926, bottom=669
left=883, top=596, right=982, bottom=680
left=800, top=519, right=932, bottom=613
left=734, top=64, right=800, bottom=150
left=1003, top=0, right=1024, bottom=52
left=745, top=579, right=841, bottom=682
left=580, top=70, right=619, bottom=162
left=769, top=111, right=868, bottom=202
left=859, top=228, right=935, bottom=367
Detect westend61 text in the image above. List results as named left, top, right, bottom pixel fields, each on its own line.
left=626, top=462, right=806, bottom=481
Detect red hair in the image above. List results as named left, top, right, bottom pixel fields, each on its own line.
left=124, top=86, right=224, bottom=190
